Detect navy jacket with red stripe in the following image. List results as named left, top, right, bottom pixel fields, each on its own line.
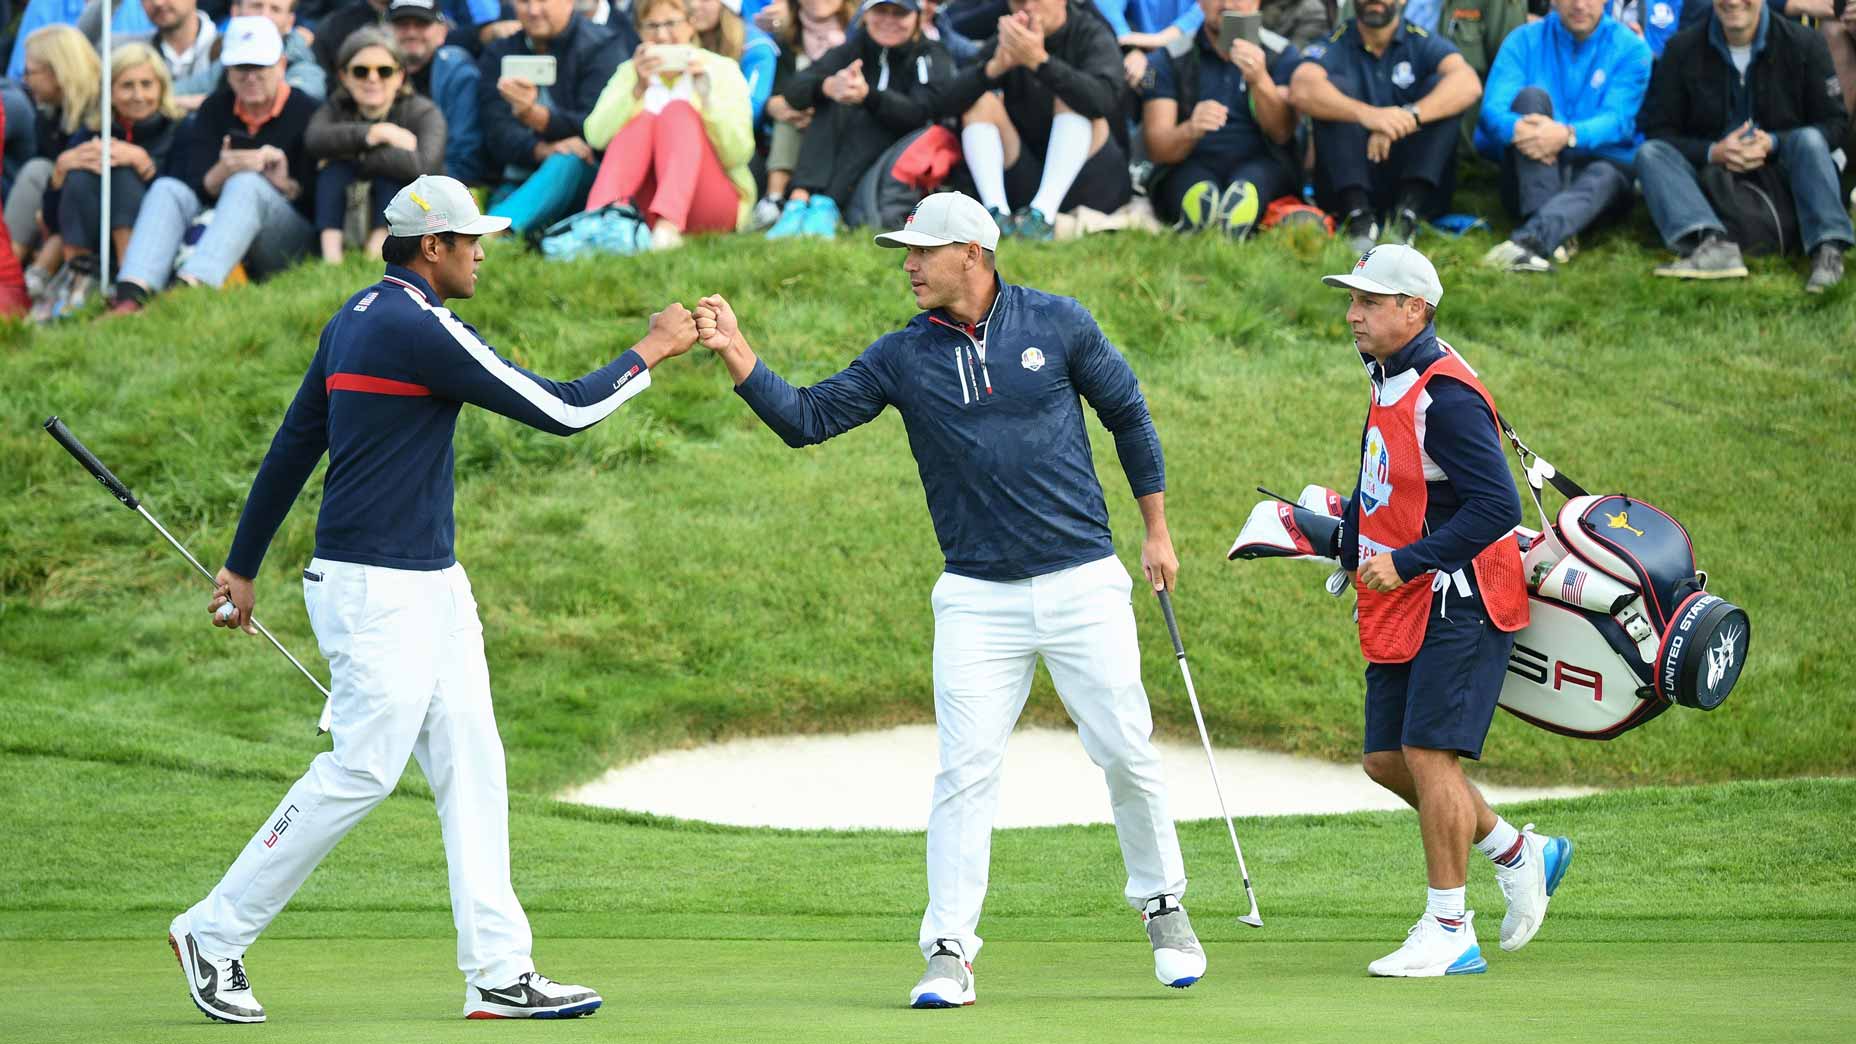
left=224, top=265, right=652, bottom=578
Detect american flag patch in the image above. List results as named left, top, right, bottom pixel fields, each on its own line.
left=1560, top=567, right=1587, bottom=605
left=353, top=291, right=379, bottom=312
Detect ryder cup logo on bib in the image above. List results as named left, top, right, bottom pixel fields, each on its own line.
left=1391, top=61, right=1415, bottom=90
left=1360, top=426, right=1393, bottom=514
left=1021, top=347, right=1045, bottom=371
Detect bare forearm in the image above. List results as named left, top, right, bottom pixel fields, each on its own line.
left=1417, top=68, right=1481, bottom=123
left=718, top=333, right=760, bottom=385
left=1290, top=70, right=1368, bottom=124
left=1252, top=87, right=1294, bottom=143
left=1137, top=490, right=1168, bottom=536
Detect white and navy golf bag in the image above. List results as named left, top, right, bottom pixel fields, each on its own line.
left=1225, top=421, right=1750, bottom=740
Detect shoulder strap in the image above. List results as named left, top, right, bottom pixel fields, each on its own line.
left=1496, top=412, right=1590, bottom=555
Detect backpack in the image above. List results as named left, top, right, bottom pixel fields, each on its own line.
left=846, top=125, right=962, bottom=230
left=1699, top=163, right=1800, bottom=257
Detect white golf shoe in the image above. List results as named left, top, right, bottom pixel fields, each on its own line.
left=168, top=913, right=265, bottom=1023
left=1367, top=911, right=1488, bottom=977
left=1496, top=823, right=1575, bottom=952
left=909, top=939, right=976, bottom=1009
left=1143, top=895, right=1207, bottom=987
left=463, top=972, right=602, bottom=1019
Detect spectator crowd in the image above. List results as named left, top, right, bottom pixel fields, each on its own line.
left=0, top=0, right=1850, bottom=320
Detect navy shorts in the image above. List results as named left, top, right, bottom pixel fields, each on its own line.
left=1363, top=599, right=1516, bottom=760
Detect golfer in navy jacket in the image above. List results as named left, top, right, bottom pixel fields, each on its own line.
left=177, top=175, right=696, bottom=1024
left=692, top=192, right=1203, bottom=1009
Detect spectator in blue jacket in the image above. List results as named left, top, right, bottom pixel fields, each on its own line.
left=1607, top=0, right=1705, bottom=59
left=7, top=0, right=153, bottom=81
left=392, top=0, right=487, bottom=180
left=1476, top=0, right=1649, bottom=272
left=480, top=0, right=631, bottom=234
left=1097, top=0, right=1202, bottom=87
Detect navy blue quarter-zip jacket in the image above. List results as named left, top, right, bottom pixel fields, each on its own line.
left=735, top=277, right=1165, bottom=583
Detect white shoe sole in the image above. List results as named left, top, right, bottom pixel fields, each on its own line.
left=1154, top=948, right=1206, bottom=988
left=909, top=976, right=975, bottom=1008
left=168, top=916, right=266, bottom=1024
left=464, top=997, right=603, bottom=1020
left=1367, top=944, right=1488, bottom=978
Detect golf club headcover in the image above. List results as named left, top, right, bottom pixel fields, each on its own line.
left=1227, top=500, right=1342, bottom=563
left=1297, top=484, right=1347, bottom=518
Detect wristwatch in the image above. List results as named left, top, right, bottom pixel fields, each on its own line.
left=1565, top=124, right=1578, bottom=148
left=1401, top=102, right=1423, bottom=126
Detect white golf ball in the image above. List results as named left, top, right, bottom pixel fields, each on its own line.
left=217, top=602, right=238, bottom=621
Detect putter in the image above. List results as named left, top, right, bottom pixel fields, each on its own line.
left=1156, top=589, right=1263, bottom=928
left=44, top=416, right=335, bottom=736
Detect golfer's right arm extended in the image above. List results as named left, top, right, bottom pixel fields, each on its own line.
left=224, top=347, right=333, bottom=580
left=727, top=333, right=891, bottom=448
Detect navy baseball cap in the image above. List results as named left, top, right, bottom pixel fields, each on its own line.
left=861, top=0, right=921, bottom=12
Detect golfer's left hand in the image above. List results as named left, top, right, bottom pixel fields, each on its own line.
left=210, top=566, right=258, bottom=634
left=1357, top=553, right=1403, bottom=593
left=1141, top=531, right=1178, bottom=593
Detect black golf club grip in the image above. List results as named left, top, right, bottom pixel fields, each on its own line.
left=1156, top=589, right=1186, bottom=658
left=43, top=416, right=140, bottom=509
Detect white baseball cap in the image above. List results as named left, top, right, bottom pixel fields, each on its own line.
left=1321, top=244, right=1444, bottom=307
left=220, top=16, right=284, bottom=67
left=383, top=175, right=510, bottom=237
left=874, top=192, right=1000, bottom=252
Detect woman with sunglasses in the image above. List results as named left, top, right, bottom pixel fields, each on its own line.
left=306, top=28, right=446, bottom=262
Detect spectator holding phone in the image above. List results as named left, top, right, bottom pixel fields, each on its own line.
left=1098, top=0, right=1206, bottom=90
left=480, top=0, right=634, bottom=234
left=108, top=17, right=320, bottom=312
left=753, top=0, right=854, bottom=229
left=580, top=0, right=757, bottom=248
left=1636, top=0, right=1850, bottom=291
left=1139, top=0, right=1299, bottom=237
left=307, top=28, right=446, bottom=261
left=391, top=0, right=487, bottom=181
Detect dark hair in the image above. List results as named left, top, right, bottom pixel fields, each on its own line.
left=381, top=230, right=457, bottom=265
left=1395, top=293, right=1437, bottom=324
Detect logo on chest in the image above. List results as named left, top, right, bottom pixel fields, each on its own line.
left=1360, top=425, right=1394, bottom=515
left=1590, top=68, right=1606, bottom=90
left=1391, top=61, right=1415, bottom=90
left=1020, top=346, right=1045, bottom=372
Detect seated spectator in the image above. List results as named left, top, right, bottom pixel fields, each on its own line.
left=1098, top=0, right=1203, bottom=90
left=8, top=0, right=152, bottom=82
left=480, top=0, right=631, bottom=235
left=136, top=0, right=220, bottom=108
left=581, top=0, right=756, bottom=248
left=39, top=41, right=181, bottom=315
left=765, top=0, right=954, bottom=237
left=307, top=27, right=445, bottom=260
left=1636, top=0, right=1850, bottom=291
left=1140, top=0, right=1299, bottom=237
left=1289, top=0, right=1481, bottom=251
left=1475, top=0, right=1649, bottom=272
left=1257, top=0, right=1330, bottom=50
left=390, top=0, right=487, bottom=181
left=172, top=0, right=329, bottom=104
left=2, top=78, right=37, bottom=195
left=109, top=17, right=320, bottom=312
left=1811, top=1, right=1856, bottom=168
left=1607, top=0, right=1707, bottom=59
left=7, top=25, right=97, bottom=298
left=938, top=0, right=1132, bottom=240
left=691, top=0, right=778, bottom=125
left=315, top=0, right=392, bottom=74
left=920, top=0, right=984, bottom=64
left=754, top=0, right=853, bottom=229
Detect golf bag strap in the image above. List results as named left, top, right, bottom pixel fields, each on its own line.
left=1497, top=413, right=1589, bottom=533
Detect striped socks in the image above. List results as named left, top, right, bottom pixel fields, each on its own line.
left=1476, top=817, right=1526, bottom=869
left=1426, top=887, right=1466, bottom=931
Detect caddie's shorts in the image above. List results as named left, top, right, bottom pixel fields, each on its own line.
left=1363, top=596, right=1516, bottom=760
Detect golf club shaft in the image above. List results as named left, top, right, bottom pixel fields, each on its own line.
left=1157, top=590, right=1262, bottom=924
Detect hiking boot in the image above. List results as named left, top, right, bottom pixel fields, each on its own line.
left=909, top=938, right=975, bottom=1008
left=1217, top=180, right=1260, bottom=240
left=800, top=195, right=841, bottom=238
left=1178, top=179, right=1220, bottom=232
left=1654, top=233, right=1748, bottom=279
left=1383, top=206, right=1421, bottom=246
left=1143, top=895, right=1206, bottom=987
left=749, top=194, right=784, bottom=232
left=1014, top=206, right=1054, bottom=241
left=169, top=912, right=265, bottom=1023
left=1494, top=823, right=1574, bottom=952
left=1341, top=209, right=1379, bottom=255
left=766, top=196, right=809, bottom=239
left=464, top=972, right=602, bottom=1019
left=1482, top=239, right=1553, bottom=273
left=1804, top=244, right=1845, bottom=294
left=1368, top=911, right=1487, bottom=977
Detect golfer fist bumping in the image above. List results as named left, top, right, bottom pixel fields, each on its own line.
left=639, top=302, right=699, bottom=364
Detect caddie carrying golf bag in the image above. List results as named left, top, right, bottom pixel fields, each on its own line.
left=1225, top=420, right=1750, bottom=739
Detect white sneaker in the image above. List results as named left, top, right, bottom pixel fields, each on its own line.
left=749, top=195, right=785, bottom=231
left=463, top=972, right=602, bottom=1019
left=1367, top=911, right=1488, bottom=977
left=909, top=938, right=975, bottom=1009
left=168, top=913, right=266, bottom=1023
left=1143, top=895, right=1207, bottom=987
left=650, top=221, right=684, bottom=251
left=1496, top=823, right=1574, bottom=952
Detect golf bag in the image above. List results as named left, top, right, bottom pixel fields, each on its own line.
left=1226, top=423, right=1750, bottom=740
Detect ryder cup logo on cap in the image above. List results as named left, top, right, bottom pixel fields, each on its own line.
left=384, top=175, right=511, bottom=237
left=1321, top=244, right=1444, bottom=307
left=221, top=16, right=284, bottom=67
left=874, top=192, right=1001, bottom=251
left=388, top=0, right=443, bottom=21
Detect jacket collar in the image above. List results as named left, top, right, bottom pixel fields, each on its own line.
left=1362, top=322, right=1440, bottom=382
left=1707, top=4, right=1768, bottom=61
left=382, top=264, right=439, bottom=303
left=927, top=274, right=1008, bottom=333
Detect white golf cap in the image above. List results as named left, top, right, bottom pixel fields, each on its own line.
left=1321, top=244, right=1444, bottom=307
left=383, top=174, right=510, bottom=237
left=874, top=192, right=1000, bottom=252
left=220, top=16, right=284, bottom=67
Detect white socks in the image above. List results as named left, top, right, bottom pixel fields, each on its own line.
left=1426, top=886, right=1466, bottom=927
left=1030, top=111, right=1092, bottom=218
left=961, top=123, right=1010, bottom=213
left=1475, top=817, right=1525, bottom=868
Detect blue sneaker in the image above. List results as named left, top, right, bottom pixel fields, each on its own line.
left=1496, top=823, right=1573, bottom=951
left=1014, top=206, right=1054, bottom=241
left=1368, top=911, right=1488, bottom=977
left=800, top=195, right=841, bottom=237
left=766, top=197, right=810, bottom=239
left=987, top=206, right=1017, bottom=238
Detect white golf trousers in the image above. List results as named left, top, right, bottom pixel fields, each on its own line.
left=919, top=554, right=1188, bottom=961
left=188, top=558, right=534, bottom=989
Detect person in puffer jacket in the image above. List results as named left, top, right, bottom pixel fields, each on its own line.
left=765, top=0, right=955, bottom=237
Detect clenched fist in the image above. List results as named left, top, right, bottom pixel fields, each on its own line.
left=639, top=302, right=697, bottom=366
left=694, top=294, right=739, bottom=352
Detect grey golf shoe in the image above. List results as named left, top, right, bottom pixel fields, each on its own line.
left=1143, top=895, right=1207, bottom=988
left=1654, top=234, right=1748, bottom=279
left=168, top=913, right=265, bottom=1024
left=909, top=939, right=975, bottom=1008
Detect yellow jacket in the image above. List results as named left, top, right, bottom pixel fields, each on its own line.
left=583, top=50, right=756, bottom=231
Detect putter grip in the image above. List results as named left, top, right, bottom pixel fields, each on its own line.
left=43, top=416, right=139, bottom=509
left=1156, top=590, right=1186, bottom=658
